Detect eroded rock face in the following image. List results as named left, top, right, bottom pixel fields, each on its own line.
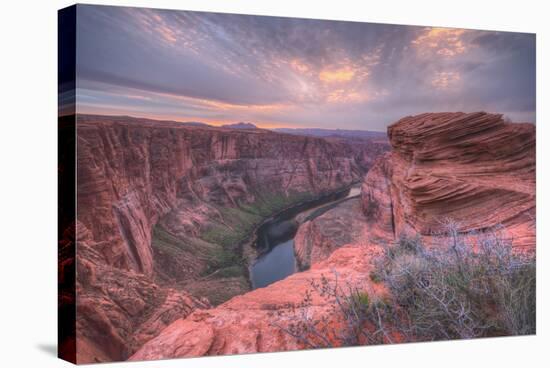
left=74, top=221, right=209, bottom=364
left=74, top=115, right=388, bottom=362
left=76, top=115, right=386, bottom=277
left=294, top=198, right=370, bottom=270
left=363, top=112, right=536, bottom=250
left=76, top=112, right=535, bottom=363
left=297, top=112, right=536, bottom=269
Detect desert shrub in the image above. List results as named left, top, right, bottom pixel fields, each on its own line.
left=375, top=223, right=536, bottom=340
left=270, top=274, right=368, bottom=348
left=354, top=292, right=370, bottom=309
left=212, top=265, right=244, bottom=279
left=363, top=195, right=380, bottom=222
left=271, top=271, right=405, bottom=348
left=369, top=270, right=382, bottom=283
left=275, top=222, right=535, bottom=347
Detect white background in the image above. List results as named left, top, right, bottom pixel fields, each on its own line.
left=0, top=0, right=548, bottom=366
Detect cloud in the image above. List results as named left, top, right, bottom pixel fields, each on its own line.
left=319, top=67, right=356, bottom=83
left=73, top=5, right=536, bottom=130
left=431, top=71, right=461, bottom=89
left=412, top=27, right=469, bottom=57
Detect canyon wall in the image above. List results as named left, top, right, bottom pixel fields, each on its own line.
left=293, top=198, right=370, bottom=270
left=132, top=111, right=535, bottom=362
left=74, top=114, right=388, bottom=362
left=76, top=115, right=384, bottom=278
left=74, top=224, right=209, bottom=363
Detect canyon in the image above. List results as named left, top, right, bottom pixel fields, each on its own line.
left=71, top=114, right=388, bottom=363
left=66, top=112, right=535, bottom=363
left=130, top=112, right=535, bottom=361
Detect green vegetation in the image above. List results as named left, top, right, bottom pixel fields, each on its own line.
left=352, top=291, right=370, bottom=312
left=212, top=265, right=244, bottom=279
left=200, top=206, right=262, bottom=248
left=198, top=189, right=318, bottom=278
left=151, top=225, right=223, bottom=280
left=152, top=188, right=323, bottom=305
left=363, top=195, right=380, bottom=222
left=242, top=190, right=314, bottom=217
left=151, top=223, right=249, bottom=305
left=153, top=225, right=219, bottom=260
left=200, top=190, right=315, bottom=248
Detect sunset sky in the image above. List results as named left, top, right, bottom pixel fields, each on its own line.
left=73, top=5, right=535, bottom=131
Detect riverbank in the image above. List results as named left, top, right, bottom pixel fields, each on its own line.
left=249, top=184, right=361, bottom=289
left=152, top=184, right=359, bottom=305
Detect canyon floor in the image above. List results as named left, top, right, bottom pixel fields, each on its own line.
left=60, top=112, right=535, bottom=363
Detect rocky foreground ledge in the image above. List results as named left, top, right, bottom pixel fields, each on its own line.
left=130, top=112, right=535, bottom=361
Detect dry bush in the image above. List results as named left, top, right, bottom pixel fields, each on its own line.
left=271, top=271, right=404, bottom=348
left=275, top=222, right=535, bottom=346
left=376, top=222, right=536, bottom=340
left=363, top=195, right=380, bottom=222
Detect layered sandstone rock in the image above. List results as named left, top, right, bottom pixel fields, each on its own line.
left=130, top=112, right=536, bottom=362
left=296, top=111, right=537, bottom=272
left=363, top=112, right=535, bottom=249
left=74, top=221, right=209, bottom=363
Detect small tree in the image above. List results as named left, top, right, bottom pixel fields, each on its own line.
left=363, top=195, right=380, bottom=222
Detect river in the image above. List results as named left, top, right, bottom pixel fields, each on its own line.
left=250, top=185, right=361, bottom=289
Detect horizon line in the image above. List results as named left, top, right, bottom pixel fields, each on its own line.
left=71, top=111, right=389, bottom=133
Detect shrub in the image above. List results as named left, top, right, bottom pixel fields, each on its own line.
left=363, top=195, right=380, bottom=222
left=354, top=292, right=370, bottom=310
left=270, top=273, right=370, bottom=348
left=275, top=222, right=536, bottom=347
left=212, top=265, right=244, bottom=279
left=369, top=270, right=382, bottom=283
left=375, top=223, right=536, bottom=340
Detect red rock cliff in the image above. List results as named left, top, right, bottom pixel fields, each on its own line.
left=77, top=115, right=384, bottom=277
left=362, top=111, right=535, bottom=249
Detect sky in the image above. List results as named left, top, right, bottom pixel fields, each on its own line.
left=73, top=4, right=536, bottom=131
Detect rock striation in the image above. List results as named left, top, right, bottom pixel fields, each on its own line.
left=293, top=198, right=370, bottom=270
left=132, top=112, right=535, bottom=362
left=363, top=112, right=536, bottom=249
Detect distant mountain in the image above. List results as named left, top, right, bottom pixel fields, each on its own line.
left=222, top=122, right=258, bottom=130
left=181, top=121, right=211, bottom=127
left=272, top=128, right=386, bottom=139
